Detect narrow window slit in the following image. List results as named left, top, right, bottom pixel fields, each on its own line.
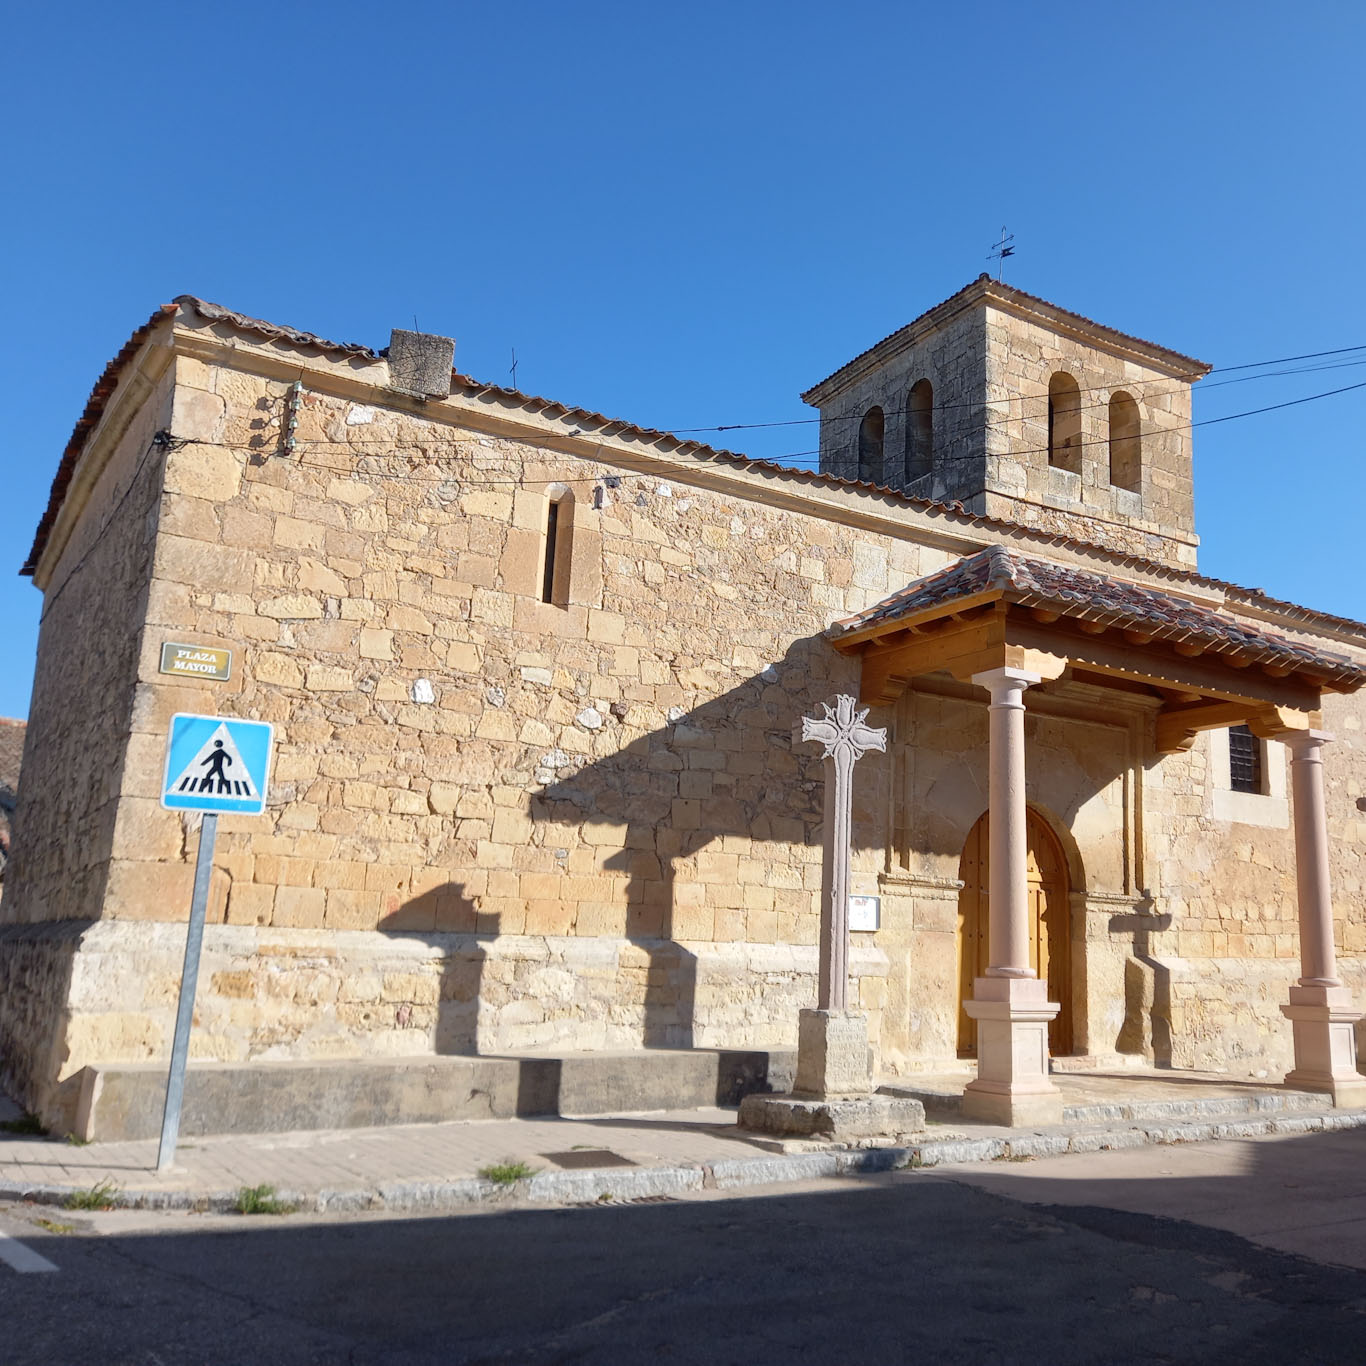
left=542, top=500, right=560, bottom=604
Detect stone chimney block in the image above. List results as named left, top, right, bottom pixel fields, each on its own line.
left=388, top=328, right=455, bottom=398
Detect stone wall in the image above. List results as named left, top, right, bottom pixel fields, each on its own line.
left=8, top=316, right=1366, bottom=1114
left=0, top=351, right=174, bottom=1112
left=815, top=303, right=985, bottom=505
left=3, top=362, right=173, bottom=926
left=27, top=346, right=937, bottom=1089
left=812, top=294, right=1198, bottom=568
left=979, top=304, right=1196, bottom=563
left=33, top=919, right=889, bottom=1071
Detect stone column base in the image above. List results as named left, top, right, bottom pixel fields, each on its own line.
left=962, top=977, right=1063, bottom=1127
left=793, top=1008, right=872, bottom=1100
left=739, top=1008, right=924, bottom=1144
left=1282, top=984, right=1366, bottom=1108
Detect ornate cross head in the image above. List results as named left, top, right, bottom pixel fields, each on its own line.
left=801, top=694, right=887, bottom=761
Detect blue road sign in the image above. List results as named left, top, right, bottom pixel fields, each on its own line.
left=161, top=714, right=274, bottom=815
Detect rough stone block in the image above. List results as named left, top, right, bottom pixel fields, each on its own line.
left=737, top=1092, right=925, bottom=1142
left=259, top=594, right=323, bottom=620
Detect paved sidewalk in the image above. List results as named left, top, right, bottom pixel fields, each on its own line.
left=5, top=1074, right=1366, bottom=1214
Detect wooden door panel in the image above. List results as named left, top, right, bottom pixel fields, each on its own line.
left=956, top=810, right=1072, bottom=1058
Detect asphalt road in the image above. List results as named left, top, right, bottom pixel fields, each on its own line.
left=3, top=1164, right=1366, bottom=1366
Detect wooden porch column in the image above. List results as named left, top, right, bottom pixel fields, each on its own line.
left=1280, top=730, right=1366, bottom=1106
left=961, top=667, right=1063, bottom=1126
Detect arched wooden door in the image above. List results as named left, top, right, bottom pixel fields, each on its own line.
left=956, top=809, right=1072, bottom=1057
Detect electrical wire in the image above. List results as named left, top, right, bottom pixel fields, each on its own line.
left=667, top=349, right=1366, bottom=436
left=176, top=369, right=1365, bottom=489
left=37, top=432, right=186, bottom=621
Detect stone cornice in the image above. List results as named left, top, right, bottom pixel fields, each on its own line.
left=32, top=307, right=1360, bottom=657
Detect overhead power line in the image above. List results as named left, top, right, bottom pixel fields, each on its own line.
left=666, top=345, right=1366, bottom=436
left=184, top=369, right=1366, bottom=487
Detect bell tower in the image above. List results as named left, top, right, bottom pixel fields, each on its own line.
left=801, top=276, right=1211, bottom=568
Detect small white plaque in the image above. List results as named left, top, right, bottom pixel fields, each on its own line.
left=849, top=895, right=881, bottom=932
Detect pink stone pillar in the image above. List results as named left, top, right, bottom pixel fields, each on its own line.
left=1288, top=731, right=1340, bottom=988
left=1280, top=730, right=1366, bottom=1106
left=980, top=668, right=1036, bottom=980
left=961, top=666, right=1062, bottom=1127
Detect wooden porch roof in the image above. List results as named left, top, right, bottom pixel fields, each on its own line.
left=829, top=548, right=1366, bottom=752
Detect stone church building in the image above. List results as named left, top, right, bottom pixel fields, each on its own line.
left=4, top=276, right=1366, bottom=1134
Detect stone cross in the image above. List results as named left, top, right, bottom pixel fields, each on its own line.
left=802, top=695, right=887, bottom=1011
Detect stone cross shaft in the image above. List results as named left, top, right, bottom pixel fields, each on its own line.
left=802, top=695, right=887, bottom=1010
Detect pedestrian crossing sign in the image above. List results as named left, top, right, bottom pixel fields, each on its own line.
left=161, top=714, right=274, bottom=814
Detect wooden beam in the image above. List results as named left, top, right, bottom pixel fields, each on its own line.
left=858, top=616, right=1008, bottom=705
left=1248, top=706, right=1321, bottom=739
left=829, top=588, right=1005, bottom=652
left=1155, top=699, right=1267, bottom=753
left=855, top=598, right=1334, bottom=715
left=1002, top=617, right=1322, bottom=713
left=1154, top=700, right=1321, bottom=753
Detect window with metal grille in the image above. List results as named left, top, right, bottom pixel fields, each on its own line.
left=1229, top=725, right=1263, bottom=794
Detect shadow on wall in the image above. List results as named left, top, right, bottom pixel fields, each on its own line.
left=376, top=632, right=870, bottom=1055
left=371, top=632, right=1195, bottom=1066
left=377, top=891, right=490, bottom=1056
left=535, top=633, right=859, bottom=1050
left=1113, top=910, right=1175, bottom=1066
left=0, top=923, right=87, bottom=1130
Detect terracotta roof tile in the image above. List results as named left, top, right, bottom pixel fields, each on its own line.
left=22, top=298, right=1361, bottom=650
left=183, top=298, right=377, bottom=358
left=833, top=547, right=1366, bottom=689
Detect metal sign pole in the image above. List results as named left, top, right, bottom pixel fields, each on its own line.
left=156, top=813, right=218, bottom=1173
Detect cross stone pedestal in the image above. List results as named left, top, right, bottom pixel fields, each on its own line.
left=794, top=1009, right=871, bottom=1098
left=1282, top=985, right=1366, bottom=1108
left=737, top=1089, right=927, bottom=1144
left=739, top=1008, right=925, bottom=1143
left=961, top=977, right=1063, bottom=1127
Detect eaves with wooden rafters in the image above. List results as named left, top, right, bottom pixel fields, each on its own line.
left=829, top=547, right=1366, bottom=751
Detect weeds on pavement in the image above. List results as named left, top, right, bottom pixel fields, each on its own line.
left=479, top=1161, right=538, bottom=1185
left=64, top=1179, right=120, bottom=1211
left=234, top=1183, right=296, bottom=1215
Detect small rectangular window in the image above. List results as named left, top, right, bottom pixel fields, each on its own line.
left=1229, top=725, right=1263, bottom=794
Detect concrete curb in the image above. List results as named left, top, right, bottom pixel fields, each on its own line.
left=5, top=1106, right=1365, bottom=1216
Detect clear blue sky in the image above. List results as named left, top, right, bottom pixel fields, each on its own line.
left=3, top=1, right=1363, bottom=719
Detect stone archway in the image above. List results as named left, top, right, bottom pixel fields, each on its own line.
left=957, top=808, right=1073, bottom=1057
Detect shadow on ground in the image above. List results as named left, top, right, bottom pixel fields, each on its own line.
left=8, top=1130, right=1366, bottom=1365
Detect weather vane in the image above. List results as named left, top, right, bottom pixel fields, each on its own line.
left=987, top=226, right=1015, bottom=282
